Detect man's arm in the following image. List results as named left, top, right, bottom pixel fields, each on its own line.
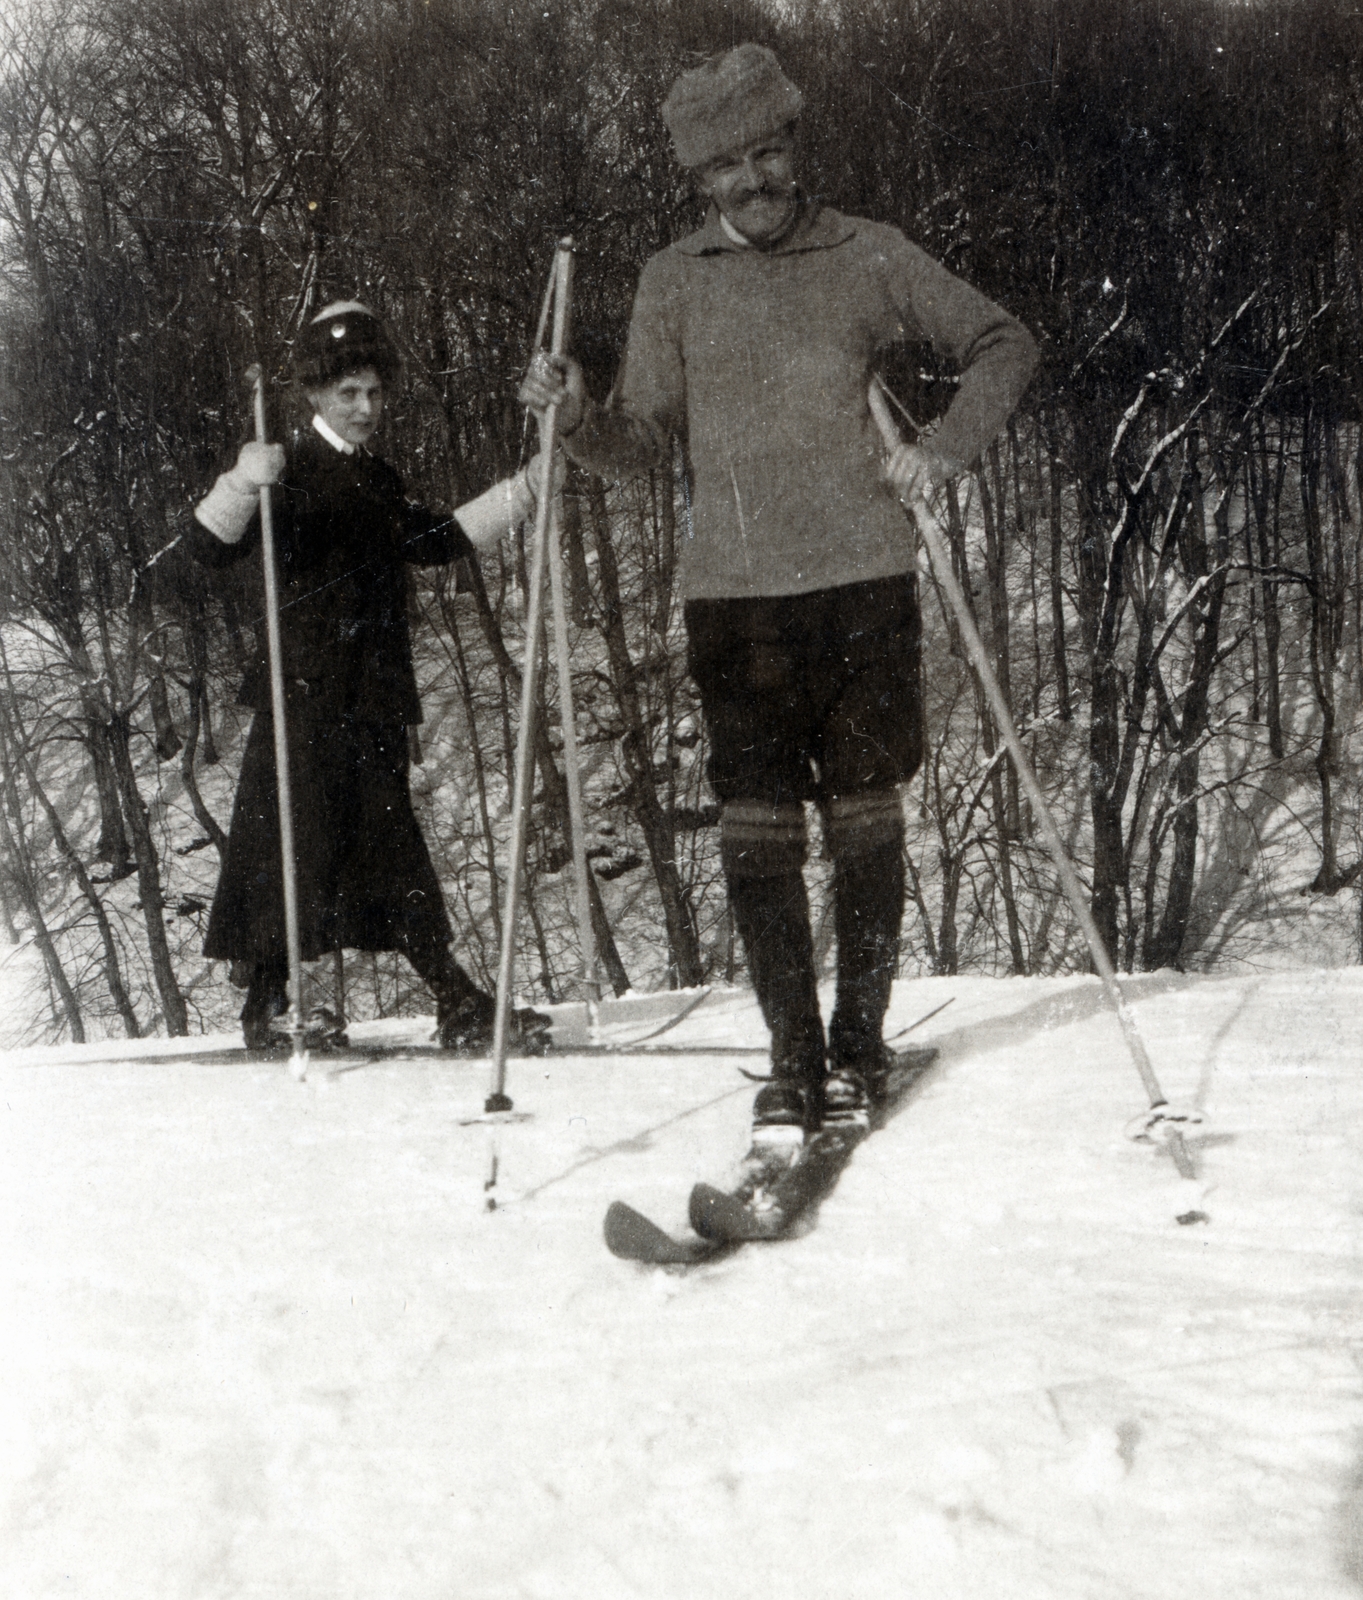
left=520, top=255, right=684, bottom=479
left=885, top=234, right=1039, bottom=474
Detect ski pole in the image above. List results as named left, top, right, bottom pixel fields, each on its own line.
left=486, top=239, right=575, bottom=1113
left=525, top=242, right=598, bottom=1012
left=247, top=365, right=308, bottom=1080
left=867, top=379, right=1199, bottom=1180
left=547, top=473, right=600, bottom=1011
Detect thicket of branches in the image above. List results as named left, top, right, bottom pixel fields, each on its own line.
left=1, top=0, right=1360, bottom=1042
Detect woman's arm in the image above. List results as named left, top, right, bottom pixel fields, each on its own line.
left=187, top=441, right=284, bottom=567
left=402, top=451, right=561, bottom=565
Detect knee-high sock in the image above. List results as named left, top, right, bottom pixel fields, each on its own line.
left=721, top=799, right=825, bottom=1081
left=823, top=790, right=907, bottom=1068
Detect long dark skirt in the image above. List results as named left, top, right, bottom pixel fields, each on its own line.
left=204, top=705, right=451, bottom=967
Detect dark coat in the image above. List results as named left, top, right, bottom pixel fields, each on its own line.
left=188, top=429, right=472, bottom=722
left=186, top=430, right=473, bottom=967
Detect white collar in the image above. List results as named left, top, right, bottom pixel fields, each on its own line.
left=719, top=213, right=755, bottom=248
left=312, top=413, right=355, bottom=455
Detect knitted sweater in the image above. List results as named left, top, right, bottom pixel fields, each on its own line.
left=568, top=200, right=1039, bottom=601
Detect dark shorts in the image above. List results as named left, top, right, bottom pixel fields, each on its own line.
left=684, top=573, right=923, bottom=805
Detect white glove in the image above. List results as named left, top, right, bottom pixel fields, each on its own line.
left=194, top=442, right=284, bottom=543
left=232, top=442, right=284, bottom=490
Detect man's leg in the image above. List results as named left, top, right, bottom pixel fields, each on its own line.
left=823, top=790, right=907, bottom=1100
left=685, top=592, right=830, bottom=1132
left=817, top=574, right=921, bottom=1114
left=721, top=799, right=826, bottom=1130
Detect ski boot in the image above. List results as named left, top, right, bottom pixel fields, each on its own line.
left=749, top=1034, right=824, bottom=1159
left=751, top=1077, right=815, bottom=1150
left=736, top=1075, right=815, bottom=1202
left=819, top=1064, right=871, bottom=1130
left=247, top=1003, right=350, bottom=1056
left=437, top=990, right=552, bottom=1055
left=300, top=1005, right=350, bottom=1051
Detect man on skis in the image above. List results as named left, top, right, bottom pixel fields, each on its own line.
left=522, top=44, right=1038, bottom=1138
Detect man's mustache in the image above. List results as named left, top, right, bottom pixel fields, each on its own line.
left=731, top=181, right=791, bottom=205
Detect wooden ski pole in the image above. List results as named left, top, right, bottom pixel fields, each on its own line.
left=247, top=365, right=308, bottom=1080
left=867, top=378, right=1198, bottom=1180
left=486, top=239, right=575, bottom=1113
left=547, top=483, right=600, bottom=1010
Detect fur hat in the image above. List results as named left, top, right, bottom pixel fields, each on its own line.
left=292, top=301, right=400, bottom=389
left=661, top=44, right=804, bottom=169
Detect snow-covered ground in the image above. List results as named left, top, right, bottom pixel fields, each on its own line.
left=2, top=971, right=1360, bottom=1599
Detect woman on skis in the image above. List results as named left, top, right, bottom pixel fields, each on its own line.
left=189, top=301, right=551, bottom=1053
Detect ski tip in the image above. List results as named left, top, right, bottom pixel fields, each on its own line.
left=604, top=1201, right=710, bottom=1264
left=603, top=1200, right=646, bottom=1257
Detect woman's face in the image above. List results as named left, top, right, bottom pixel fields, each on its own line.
left=307, top=366, right=385, bottom=448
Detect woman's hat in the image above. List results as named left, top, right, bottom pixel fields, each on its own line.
left=292, top=301, right=400, bottom=388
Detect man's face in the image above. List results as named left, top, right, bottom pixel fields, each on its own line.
left=307, top=367, right=385, bottom=448
left=695, top=127, right=798, bottom=246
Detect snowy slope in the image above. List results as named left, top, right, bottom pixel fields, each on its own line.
left=2, top=973, right=1360, bottom=1600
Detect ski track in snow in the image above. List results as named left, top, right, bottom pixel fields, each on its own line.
left=2, top=972, right=1361, bottom=1600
